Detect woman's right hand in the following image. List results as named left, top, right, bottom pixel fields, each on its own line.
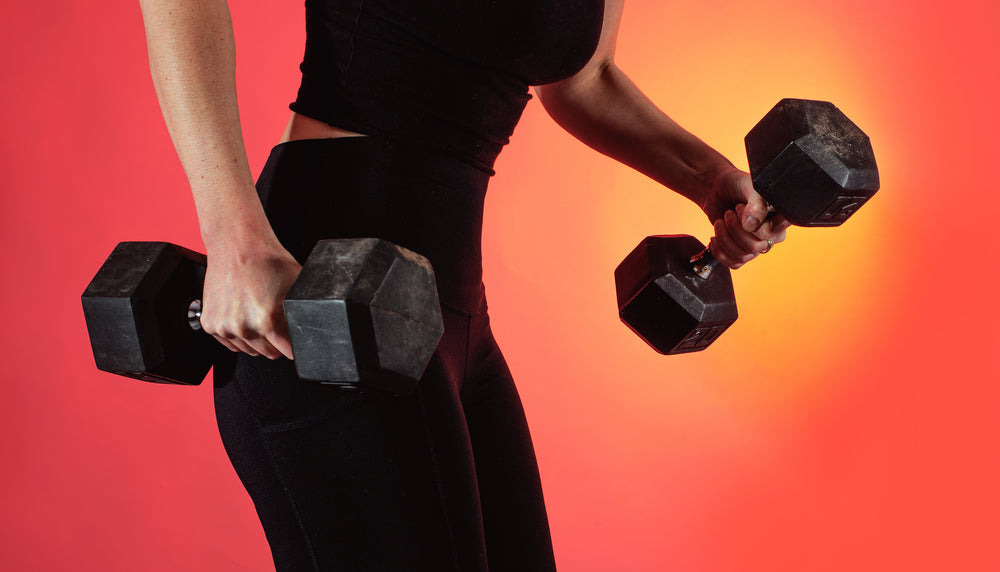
left=199, top=236, right=302, bottom=360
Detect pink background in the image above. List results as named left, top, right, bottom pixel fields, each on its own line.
left=2, top=0, right=998, bottom=570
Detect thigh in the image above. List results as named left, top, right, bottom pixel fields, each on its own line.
left=214, top=307, right=488, bottom=571
left=462, top=316, right=557, bottom=572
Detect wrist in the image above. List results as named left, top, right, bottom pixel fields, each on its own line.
left=695, top=163, right=740, bottom=215
left=203, top=227, right=281, bottom=257
left=200, top=206, right=279, bottom=255
left=190, top=178, right=273, bottom=247
left=699, top=164, right=753, bottom=224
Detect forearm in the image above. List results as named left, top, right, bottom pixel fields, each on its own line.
left=536, top=62, right=737, bottom=213
left=139, top=0, right=272, bottom=249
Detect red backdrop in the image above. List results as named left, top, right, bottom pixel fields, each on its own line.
left=3, top=0, right=998, bottom=570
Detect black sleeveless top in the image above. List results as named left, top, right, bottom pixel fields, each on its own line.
left=290, top=0, right=605, bottom=173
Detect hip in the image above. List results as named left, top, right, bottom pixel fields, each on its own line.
left=256, top=135, right=491, bottom=313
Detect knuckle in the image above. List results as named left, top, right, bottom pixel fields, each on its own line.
left=238, top=315, right=267, bottom=339
left=233, top=325, right=256, bottom=340
left=220, top=322, right=253, bottom=341
left=255, top=313, right=282, bottom=335
left=715, top=251, right=733, bottom=268
left=215, top=325, right=238, bottom=340
left=214, top=337, right=239, bottom=352
left=198, top=312, right=219, bottom=335
left=200, top=321, right=218, bottom=336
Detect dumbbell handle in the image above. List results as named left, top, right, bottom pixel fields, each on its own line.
left=187, top=299, right=204, bottom=331
left=691, top=203, right=776, bottom=279
left=690, top=248, right=720, bottom=279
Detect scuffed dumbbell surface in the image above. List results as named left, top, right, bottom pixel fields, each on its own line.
left=285, top=238, right=444, bottom=394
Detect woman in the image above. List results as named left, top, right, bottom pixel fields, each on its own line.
left=139, top=0, right=789, bottom=569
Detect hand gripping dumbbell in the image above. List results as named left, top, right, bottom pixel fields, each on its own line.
left=615, top=98, right=880, bottom=354
left=81, top=238, right=444, bottom=393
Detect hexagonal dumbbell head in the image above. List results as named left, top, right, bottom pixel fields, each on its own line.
left=746, top=98, right=880, bottom=227
left=615, top=235, right=738, bottom=354
left=81, top=242, right=216, bottom=385
left=284, top=238, right=444, bottom=394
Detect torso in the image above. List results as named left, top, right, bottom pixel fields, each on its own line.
left=280, top=113, right=366, bottom=144
left=284, top=0, right=606, bottom=171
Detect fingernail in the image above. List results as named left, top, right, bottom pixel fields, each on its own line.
left=743, top=212, right=761, bottom=230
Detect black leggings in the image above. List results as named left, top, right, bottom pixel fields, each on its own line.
left=213, top=138, right=555, bottom=571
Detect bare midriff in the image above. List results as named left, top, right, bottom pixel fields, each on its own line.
left=280, top=112, right=367, bottom=143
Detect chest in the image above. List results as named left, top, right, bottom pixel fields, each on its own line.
left=356, top=0, right=606, bottom=84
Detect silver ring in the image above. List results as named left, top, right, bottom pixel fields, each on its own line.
left=760, top=238, right=773, bottom=254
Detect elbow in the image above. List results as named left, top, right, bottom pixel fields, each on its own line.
left=535, top=76, right=585, bottom=123
left=534, top=78, right=568, bottom=112
left=534, top=83, right=563, bottom=118
left=535, top=82, right=574, bottom=130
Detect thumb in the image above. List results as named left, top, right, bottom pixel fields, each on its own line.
left=742, top=189, right=769, bottom=232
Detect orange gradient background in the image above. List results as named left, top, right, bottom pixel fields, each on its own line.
left=2, top=1, right=998, bottom=570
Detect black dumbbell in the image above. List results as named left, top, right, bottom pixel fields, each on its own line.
left=81, top=238, right=444, bottom=393
left=615, top=98, right=880, bottom=354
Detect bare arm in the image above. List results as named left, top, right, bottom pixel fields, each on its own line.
left=535, top=0, right=788, bottom=267
left=141, top=0, right=267, bottom=241
left=140, top=0, right=299, bottom=358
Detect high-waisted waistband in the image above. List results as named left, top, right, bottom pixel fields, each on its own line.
left=256, top=136, right=492, bottom=313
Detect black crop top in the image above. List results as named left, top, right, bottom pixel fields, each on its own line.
left=290, top=0, right=605, bottom=173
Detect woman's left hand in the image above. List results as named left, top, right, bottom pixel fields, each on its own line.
left=702, top=168, right=791, bottom=269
